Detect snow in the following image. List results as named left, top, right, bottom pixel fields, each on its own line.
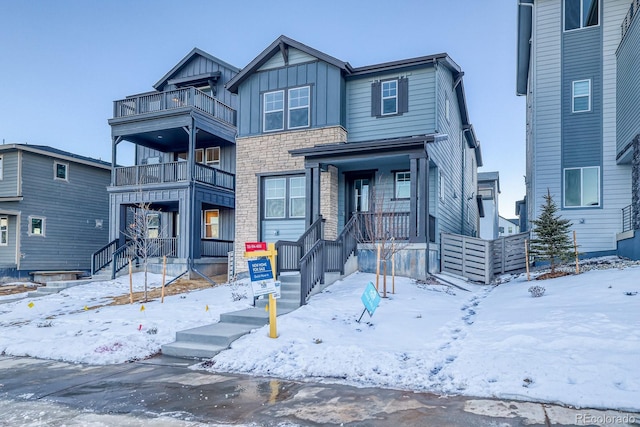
left=1, top=261, right=639, bottom=412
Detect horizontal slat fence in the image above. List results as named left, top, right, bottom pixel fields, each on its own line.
left=441, top=232, right=529, bottom=284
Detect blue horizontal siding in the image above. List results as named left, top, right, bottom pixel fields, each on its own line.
left=617, top=17, right=640, bottom=156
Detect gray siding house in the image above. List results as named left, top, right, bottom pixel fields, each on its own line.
left=516, top=0, right=639, bottom=259
left=0, top=144, right=110, bottom=277
left=227, top=36, right=482, bottom=285
left=103, top=48, right=239, bottom=277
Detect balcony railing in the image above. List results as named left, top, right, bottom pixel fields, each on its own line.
left=113, top=161, right=234, bottom=191
left=113, top=87, right=236, bottom=126
left=621, top=0, right=640, bottom=40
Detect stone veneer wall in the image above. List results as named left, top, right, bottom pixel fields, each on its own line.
left=633, top=135, right=640, bottom=230
left=234, top=126, right=347, bottom=274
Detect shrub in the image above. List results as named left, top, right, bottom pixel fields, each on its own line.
left=528, top=285, right=546, bottom=298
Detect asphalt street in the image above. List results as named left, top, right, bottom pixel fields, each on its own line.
left=0, top=355, right=637, bottom=426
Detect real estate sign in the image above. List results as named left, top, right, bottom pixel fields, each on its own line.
left=247, top=258, right=277, bottom=297
left=361, top=281, right=381, bottom=316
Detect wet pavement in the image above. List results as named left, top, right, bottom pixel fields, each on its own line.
left=0, top=355, right=637, bottom=426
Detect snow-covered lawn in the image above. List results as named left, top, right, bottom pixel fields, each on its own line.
left=0, top=259, right=638, bottom=412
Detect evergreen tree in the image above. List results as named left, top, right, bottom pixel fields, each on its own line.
left=529, top=189, right=574, bottom=273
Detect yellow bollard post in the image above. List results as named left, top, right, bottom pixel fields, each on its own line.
left=268, top=293, right=277, bottom=338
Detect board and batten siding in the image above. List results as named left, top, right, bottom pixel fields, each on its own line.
left=0, top=151, right=20, bottom=198
left=616, top=7, right=640, bottom=156
left=562, top=27, right=602, bottom=170
left=237, top=61, right=343, bottom=137
left=346, top=68, right=436, bottom=142
left=18, top=152, right=110, bottom=271
left=162, top=55, right=238, bottom=110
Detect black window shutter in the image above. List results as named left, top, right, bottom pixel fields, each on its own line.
left=398, top=77, right=409, bottom=114
left=371, top=81, right=381, bottom=117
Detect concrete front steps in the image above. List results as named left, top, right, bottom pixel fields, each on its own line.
left=27, top=279, right=94, bottom=298
left=162, top=273, right=302, bottom=359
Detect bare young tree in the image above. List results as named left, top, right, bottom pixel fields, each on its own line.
left=123, top=200, right=163, bottom=302
left=355, top=175, right=410, bottom=297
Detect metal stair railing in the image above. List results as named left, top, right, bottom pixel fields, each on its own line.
left=91, top=239, right=119, bottom=275
left=111, top=241, right=139, bottom=280
left=275, top=216, right=325, bottom=274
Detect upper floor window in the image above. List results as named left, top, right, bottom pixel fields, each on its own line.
left=382, top=80, right=398, bottom=115
left=394, top=171, right=410, bottom=199
left=54, top=161, right=68, bottom=181
left=445, top=96, right=450, bottom=122
left=564, top=0, right=599, bottom=31
left=564, top=166, right=600, bottom=207
left=288, top=87, right=310, bottom=129
left=572, top=80, right=591, bottom=113
left=371, top=77, right=408, bottom=117
left=439, top=170, right=445, bottom=202
left=203, top=209, right=219, bottom=239
left=264, top=90, right=285, bottom=132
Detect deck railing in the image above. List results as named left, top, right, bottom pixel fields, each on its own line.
left=622, top=204, right=634, bottom=233
left=113, top=87, right=236, bottom=126
left=114, top=161, right=234, bottom=191
left=201, top=239, right=234, bottom=257
left=622, top=0, right=640, bottom=40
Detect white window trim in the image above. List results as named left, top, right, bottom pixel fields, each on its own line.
left=572, top=79, right=591, bottom=113
left=287, top=86, right=310, bottom=130
left=439, top=170, right=445, bottom=202
left=28, top=216, right=46, bottom=237
left=563, top=166, right=600, bottom=208
left=563, top=0, right=600, bottom=32
left=203, top=209, right=220, bottom=238
left=263, top=90, right=285, bottom=133
left=0, top=216, right=7, bottom=246
left=264, top=177, right=287, bottom=219
left=394, top=171, right=410, bottom=199
left=288, top=176, right=306, bottom=218
left=445, top=96, right=450, bottom=123
left=54, top=161, right=69, bottom=181
left=381, top=80, right=398, bottom=116
left=203, top=147, right=220, bottom=167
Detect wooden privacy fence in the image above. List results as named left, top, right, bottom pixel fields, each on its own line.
left=441, top=232, right=530, bottom=284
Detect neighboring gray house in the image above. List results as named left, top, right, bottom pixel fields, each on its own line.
left=227, top=35, right=482, bottom=285
left=101, top=48, right=239, bottom=278
left=0, top=144, right=110, bottom=278
left=478, top=171, right=500, bottom=240
left=516, top=0, right=639, bottom=259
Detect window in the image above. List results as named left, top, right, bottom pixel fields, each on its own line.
left=564, top=166, right=600, bottom=207
left=54, top=161, right=68, bottom=181
left=29, top=216, right=45, bottom=236
left=572, top=80, right=591, bottom=113
left=0, top=217, right=7, bottom=245
left=146, top=214, right=160, bottom=238
left=439, top=170, right=445, bottom=202
left=263, top=90, right=285, bottom=132
left=445, top=96, right=450, bottom=122
left=194, top=147, right=221, bottom=167
left=289, top=177, right=306, bottom=218
left=288, top=87, right=310, bottom=129
left=564, top=0, right=599, bottom=31
left=394, top=171, right=410, bottom=199
left=264, top=176, right=306, bottom=219
left=203, top=210, right=219, bottom=238
left=265, top=178, right=286, bottom=218
left=382, top=80, right=398, bottom=115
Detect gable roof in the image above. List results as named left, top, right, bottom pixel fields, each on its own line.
left=478, top=171, right=501, bottom=193
left=226, top=35, right=353, bottom=93
left=0, top=144, right=111, bottom=169
left=154, top=48, right=240, bottom=91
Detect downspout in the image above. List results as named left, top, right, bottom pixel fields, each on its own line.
left=433, top=59, right=439, bottom=132
left=461, top=128, right=471, bottom=233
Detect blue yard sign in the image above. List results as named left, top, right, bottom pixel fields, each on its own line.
left=361, top=281, right=381, bottom=317
left=248, top=259, right=274, bottom=281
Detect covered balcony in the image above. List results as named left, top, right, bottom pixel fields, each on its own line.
left=113, top=161, right=235, bottom=191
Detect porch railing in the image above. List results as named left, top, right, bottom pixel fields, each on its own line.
left=91, top=239, right=119, bottom=275
left=275, top=216, right=325, bottom=274
left=622, top=204, right=633, bottom=233
left=114, top=161, right=235, bottom=191
left=113, top=87, right=236, bottom=127
left=201, top=239, right=234, bottom=257
left=147, top=237, right=178, bottom=258
left=357, top=212, right=411, bottom=241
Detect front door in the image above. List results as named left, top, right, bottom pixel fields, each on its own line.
left=346, top=172, right=375, bottom=225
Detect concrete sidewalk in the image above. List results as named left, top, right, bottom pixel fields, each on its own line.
left=0, top=355, right=637, bottom=426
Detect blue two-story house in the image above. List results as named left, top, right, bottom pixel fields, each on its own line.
left=101, top=49, right=239, bottom=278
left=227, top=35, right=482, bottom=288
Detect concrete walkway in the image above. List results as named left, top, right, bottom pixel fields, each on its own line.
left=0, top=355, right=637, bottom=426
